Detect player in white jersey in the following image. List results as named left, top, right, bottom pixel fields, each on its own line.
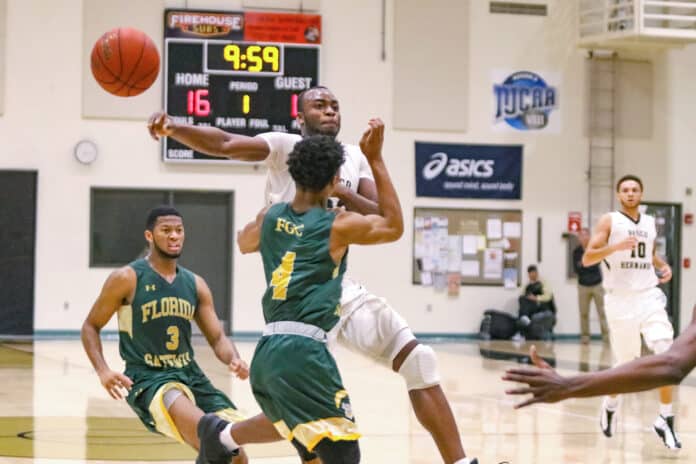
left=147, top=87, right=474, bottom=464
left=581, top=175, right=679, bottom=449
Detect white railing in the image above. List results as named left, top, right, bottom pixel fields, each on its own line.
left=579, top=0, right=696, bottom=43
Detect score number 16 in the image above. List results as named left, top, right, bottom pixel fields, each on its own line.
left=187, top=89, right=210, bottom=117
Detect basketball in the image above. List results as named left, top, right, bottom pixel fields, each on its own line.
left=90, top=27, right=160, bottom=97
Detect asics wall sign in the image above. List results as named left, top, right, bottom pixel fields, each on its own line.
left=415, top=142, right=522, bottom=199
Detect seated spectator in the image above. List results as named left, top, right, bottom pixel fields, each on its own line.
left=515, top=265, right=556, bottom=340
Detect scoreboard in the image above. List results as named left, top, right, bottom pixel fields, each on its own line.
left=163, top=9, right=321, bottom=162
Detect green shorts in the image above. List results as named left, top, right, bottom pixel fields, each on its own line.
left=125, top=360, right=244, bottom=443
left=250, top=334, right=360, bottom=452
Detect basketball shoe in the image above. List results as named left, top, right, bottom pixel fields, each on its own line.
left=654, top=414, right=681, bottom=450
left=600, top=396, right=619, bottom=437
left=196, top=413, right=238, bottom=464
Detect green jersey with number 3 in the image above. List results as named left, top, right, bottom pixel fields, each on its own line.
left=260, top=203, right=346, bottom=331
left=117, top=258, right=198, bottom=370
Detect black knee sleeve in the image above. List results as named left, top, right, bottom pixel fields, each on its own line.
left=313, top=439, right=360, bottom=464
left=290, top=438, right=318, bottom=462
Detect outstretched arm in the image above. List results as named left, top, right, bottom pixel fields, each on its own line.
left=237, top=206, right=270, bottom=254
left=194, top=276, right=248, bottom=380
left=504, top=310, right=696, bottom=408
left=330, top=118, right=403, bottom=255
left=81, top=267, right=136, bottom=399
left=147, top=112, right=270, bottom=161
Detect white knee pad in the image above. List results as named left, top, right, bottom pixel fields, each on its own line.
left=163, top=387, right=184, bottom=410
left=397, top=344, right=441, bottom=391
left=651, top=339, right=672, bottom=355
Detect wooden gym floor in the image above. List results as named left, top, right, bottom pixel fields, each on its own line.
left=0, top=338, right=693, bottom=463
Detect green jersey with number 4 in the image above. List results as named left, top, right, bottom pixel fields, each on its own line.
left=117, top=258, right=198, bottom=370
left=260, top=203, right=346, bottom=332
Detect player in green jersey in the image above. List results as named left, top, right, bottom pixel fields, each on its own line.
left=81, top=206, right=278, bottom=463
left=195, top=119, right=403, bottom=463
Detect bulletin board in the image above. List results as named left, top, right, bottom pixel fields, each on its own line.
left=413, top=208, right=522, bottom=288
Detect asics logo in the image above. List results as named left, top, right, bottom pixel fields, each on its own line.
left=422, top=152, right=495, bottom=180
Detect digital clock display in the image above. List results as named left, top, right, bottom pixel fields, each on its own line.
left=163, top=9, right=321, bottom=162
left=207, top=42, right=282, bottom=75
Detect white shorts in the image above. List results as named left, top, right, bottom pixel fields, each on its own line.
left=604, top=287, right=674, bottom=365
left=329, top=279, right=413, bottom=367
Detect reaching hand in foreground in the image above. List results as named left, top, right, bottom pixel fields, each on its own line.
left=502, top=345, right=571, bottom=408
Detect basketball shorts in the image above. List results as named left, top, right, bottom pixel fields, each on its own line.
left=125, top=360, right=244, bottom=444
left=249, top=333, right=360, bottom=452
left=604, top=287, right=674, bottom=365
left=330, top=281, right=413, bottom=366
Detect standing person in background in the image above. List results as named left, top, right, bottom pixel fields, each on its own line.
left=573, top=228, right=609, bottom=344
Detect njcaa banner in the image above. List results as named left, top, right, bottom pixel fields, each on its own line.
left=415, top=142, right=522, bottom=199
left=492, top=70, right=560, bottom=133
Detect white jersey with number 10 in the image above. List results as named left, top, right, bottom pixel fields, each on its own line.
left=603, top=211, right=657, bottom=291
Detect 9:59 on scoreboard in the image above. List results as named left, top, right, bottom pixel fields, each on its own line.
left=163, top=9, right=321, bottom=163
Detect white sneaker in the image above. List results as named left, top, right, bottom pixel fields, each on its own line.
left=600, top=397, right=619, bottom=437
left=654, top=415, right=682, bottom=450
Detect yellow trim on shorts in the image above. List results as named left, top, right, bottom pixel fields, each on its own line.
left=148, top=382, right=195, bottom=445
left=273, top=419, right=292, bottom=439
left=288, top=417, right=361, bottom=452
left=215, top=407, right=247, bottom=424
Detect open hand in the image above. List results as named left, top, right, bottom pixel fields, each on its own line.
left=359, top=118, right=384, bottom=161
left=98, top=369, right=133, bottom=400
left=502, top=345, right=570, bottom=408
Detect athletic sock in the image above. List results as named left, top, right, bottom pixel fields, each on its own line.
left=660, top=402, right=673, bottom=418
left=219, top=422, right=239, bottom=452
left=604, top=396, right=619, bottom=411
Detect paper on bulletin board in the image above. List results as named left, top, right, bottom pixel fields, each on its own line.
left=421, top=271, right=433, bottom=286
left=503, top=268, right=518, bottom=289
left=461, top=260, right=480, bottom=277
left=433, top=272, right=447, bottom=292
left=503, top=221, right=521, bottom=238
left=462, top=235, right=478, bottom=255
left=447, top=272, right=461, bottom=296
left=477, top=235, right=487, bottom=250
left=488, top=238, right=511, bottom=250
left=447, top=236, right=463, bottom=272
left=414, top=228, right=425, bottom=258
left=436, top=219, right=449, bottom=247
left=487, top=218, right=503, bottom=239
left=483, top=248, right=503, bottom=279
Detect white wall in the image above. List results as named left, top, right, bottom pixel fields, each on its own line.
left=0, top=0, right=691, bottom=335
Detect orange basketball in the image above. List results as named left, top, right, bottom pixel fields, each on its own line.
left=90, top=27, right=160, bottom=97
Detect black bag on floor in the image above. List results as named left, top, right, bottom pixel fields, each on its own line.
left=523, top=310, right=556, bottom=340
left=479, top=309, right=517, bottom=340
